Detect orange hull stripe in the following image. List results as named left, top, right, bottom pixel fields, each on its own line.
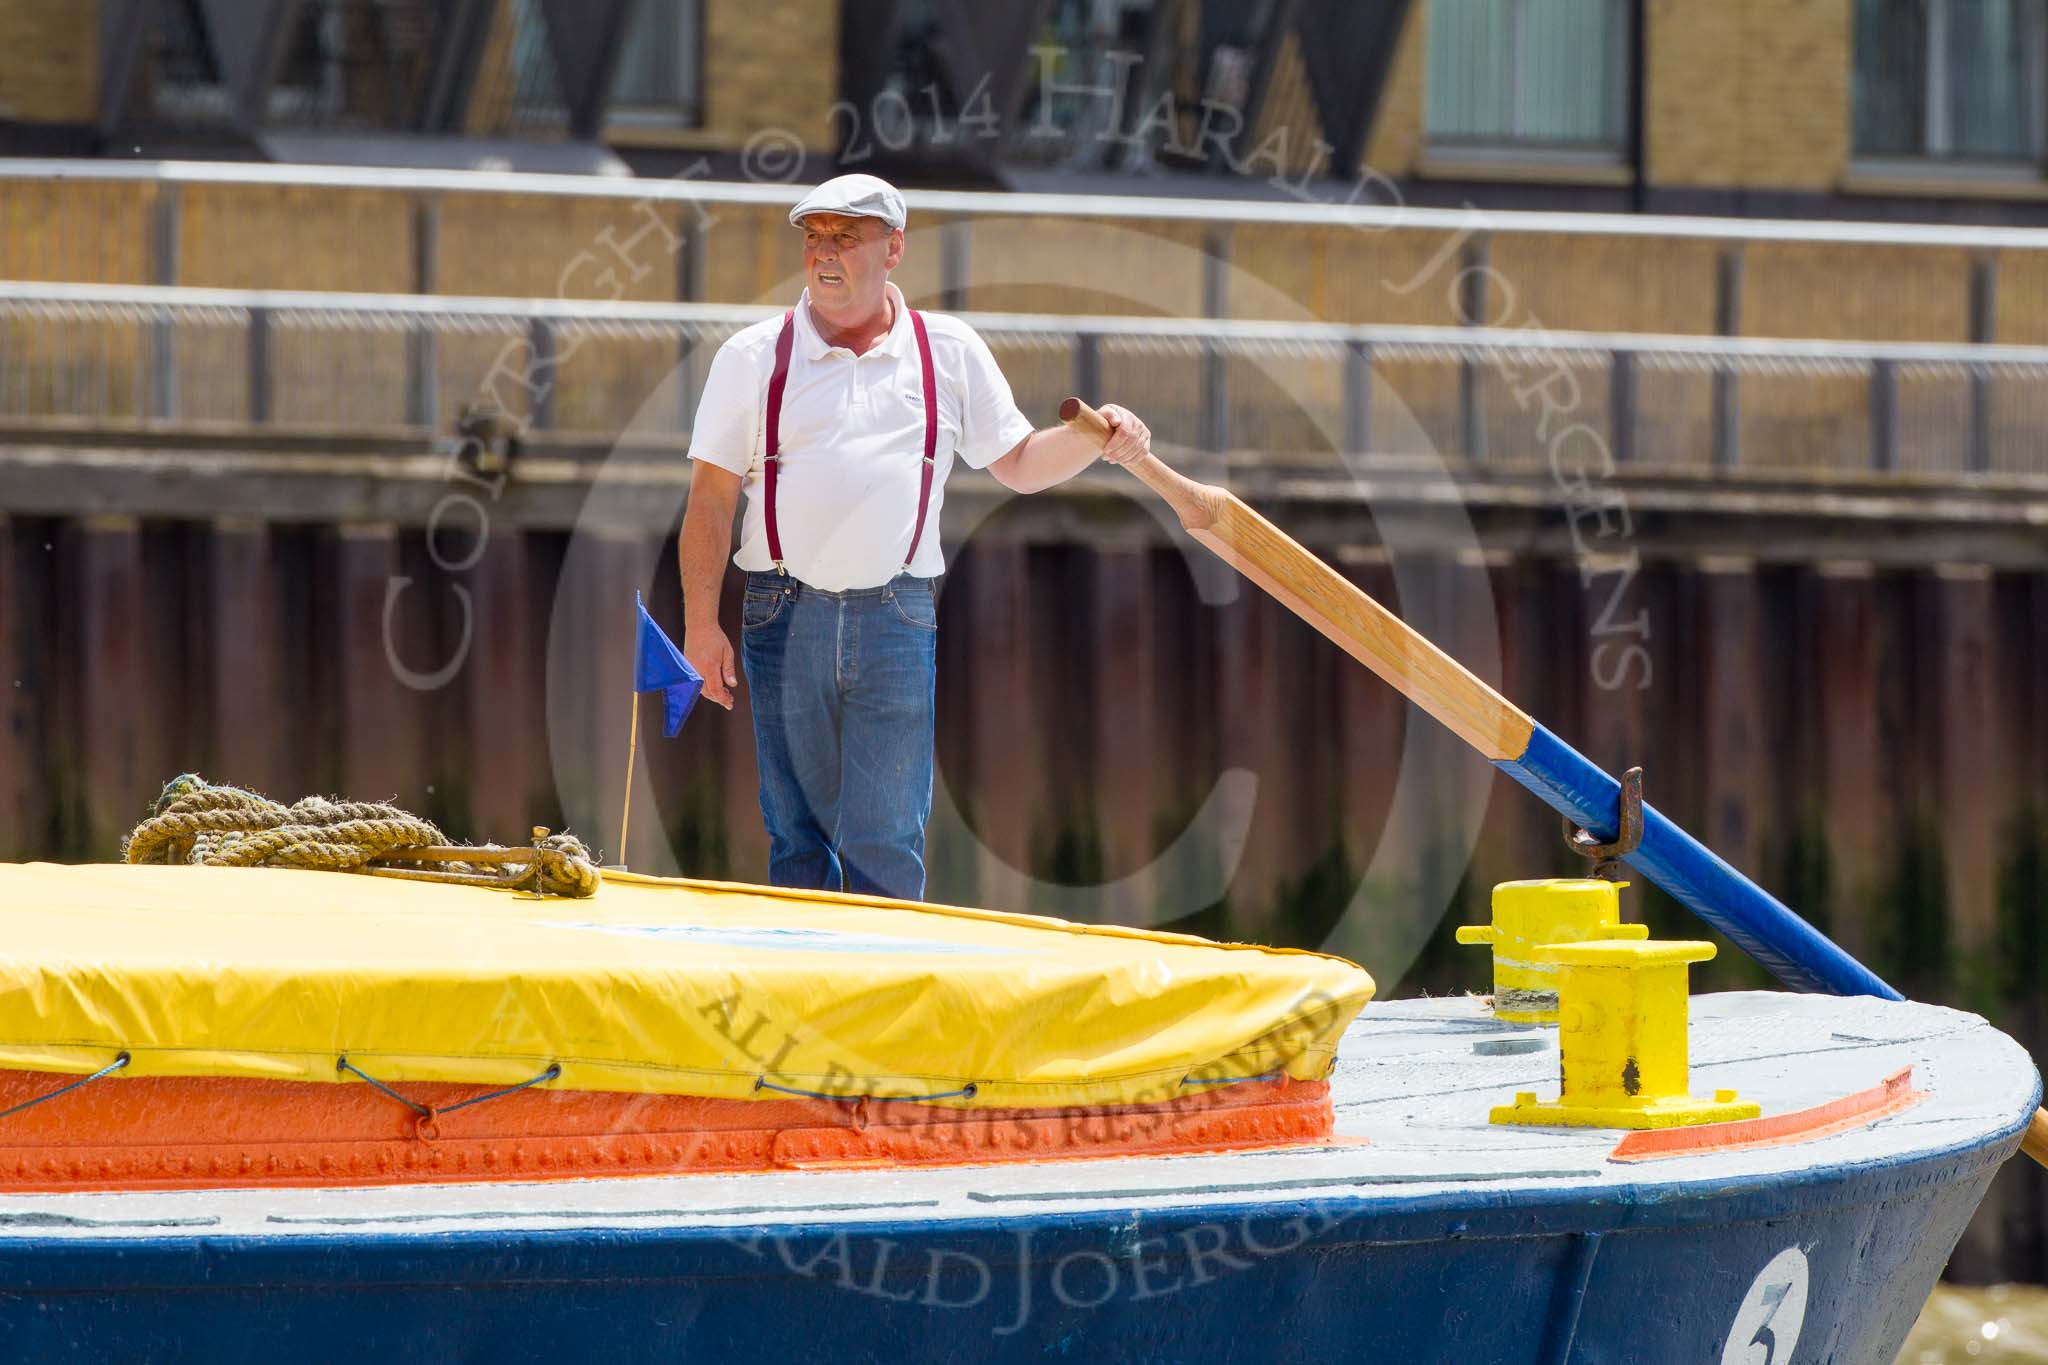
left=1608, top=1067, right=1926, bottom=1162
left=0, top=1070, right=1337, bottom=1192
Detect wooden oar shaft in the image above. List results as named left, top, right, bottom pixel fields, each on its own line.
left=1059, top=398, right=1533, bottom=760
left=1062, top=396, right=2048, bottom=1170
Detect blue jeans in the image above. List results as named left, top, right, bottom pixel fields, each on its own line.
left=740, top=571, right=938, bottom=901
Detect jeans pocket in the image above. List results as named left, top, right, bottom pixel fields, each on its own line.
left=741, top=588, right=789, bottom=631
left=889, top=585, right=938, bottom=632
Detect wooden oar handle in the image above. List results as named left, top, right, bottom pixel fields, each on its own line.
left=1057, top=397, right=1532, bottom=760
left=1059, top=396, right=1227, bottom=533
left=2025, top=1107, right=2048, bottom=1168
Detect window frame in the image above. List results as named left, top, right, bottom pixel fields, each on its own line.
left=1423, top=0, right=1633, bottom=161
left=605, top=0, right=706, bottom=132
left=1853, top=0, right=2048, bottom=168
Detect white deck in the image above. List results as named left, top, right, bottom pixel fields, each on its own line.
left=0, top=992, right=2033, bottom=1239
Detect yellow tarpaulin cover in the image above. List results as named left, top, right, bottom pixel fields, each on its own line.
left=0, top=863, right=1374, bottom=1108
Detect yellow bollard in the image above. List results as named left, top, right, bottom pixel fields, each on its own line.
left=1455, top=879, right=1650, bottom=1024
left=1490, top=938, right=1761, bottom=1130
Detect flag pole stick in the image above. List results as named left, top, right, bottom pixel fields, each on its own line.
left=619, top=690, right=640, bottom=866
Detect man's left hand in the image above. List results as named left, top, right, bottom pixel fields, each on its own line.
left=1097, top=404, right=1152, bottom=466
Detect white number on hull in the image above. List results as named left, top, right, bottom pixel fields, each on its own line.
left=1722, top=1246, right=1810, bottom=1365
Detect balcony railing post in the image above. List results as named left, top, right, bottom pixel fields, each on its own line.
left=1610, top=350, right=1637, bottom=463
left=678, top=210, right=705, bottom=302
left=1344, top=339, right=1372, bottom=456
left=1074, top=331, right=1102, bottom=413
left=527, top=318, right=556, bottom=430
left=1712, top=243, right=1743, bottom=470
left=1966, top=363, right=1991, bottom=473
left=1968, top=252, right=1996, bottom=472
left=675, top=210, right=707, bottom=434
left=1201, top=225, right=1230, bottom=453
left=149, top=185, right=181, bottom=420
left=248, top=307, right=273, bottom=424
left=1458, top=233, right=1490, bottom=462
left=941, top=220, right=971, bottom=313
left=407, top=194, right=440, bottom=428
left=1869, top=358, right=1899, bottom=474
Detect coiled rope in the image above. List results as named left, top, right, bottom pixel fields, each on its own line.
left=123, top=775, right=601, bottom=898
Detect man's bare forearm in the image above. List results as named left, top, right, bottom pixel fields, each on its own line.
left=990, top=424, right=1103, bottom=494
left=679, top=471, right=741, bottom=631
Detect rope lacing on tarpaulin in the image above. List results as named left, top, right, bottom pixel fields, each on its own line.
left=336, top=1056, right=565, bottom=1138
left=121, top=774, right=601, bottom=898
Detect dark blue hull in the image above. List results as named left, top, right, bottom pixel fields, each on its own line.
left=0, top=1124, right=2018, bottom=1364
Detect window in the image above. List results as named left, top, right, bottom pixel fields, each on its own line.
left=1854, top=0, right=2048, bottom=161
left=610, top=0, right=703, bottom=127
left=267, top=0, right=433, bottom=129
left=508, top=0, right=569, bottom=132
left=147, top=0, right=235, bottom=125
left=1426, top=0, right=1629, bottom=154
left=1026, top=0, right=1183, bottom=165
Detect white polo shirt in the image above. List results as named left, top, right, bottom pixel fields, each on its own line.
left=688, top=283, right=1034, bottom=591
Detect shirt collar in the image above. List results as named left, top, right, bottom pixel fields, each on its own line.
left=795, top=282, right=911, bottom=361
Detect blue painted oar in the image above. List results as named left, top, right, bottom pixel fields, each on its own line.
left=1063, top=395, right=2048, bottom=1167
left=1496, top=727, right=1893, bottom=998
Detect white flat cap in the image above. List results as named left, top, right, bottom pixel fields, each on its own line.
left=788, top=173, right=907, bottom=231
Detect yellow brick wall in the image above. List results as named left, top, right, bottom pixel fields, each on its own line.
left=1649, top=0, right=1850, bottom=190
left=1363, top=3, right=1426, bottom=177
left=1236, top=224, right=1473, bottom=327
left=183, top=187, right=414, bottom=292
left=1646, top=0, right=1742, bottom=186
left=0, top=0, right=97, bottom=122
left=1736, top=0, right=1850, bottom=189
left=1744, top=243, right=1973, bottom=342
left=960, top=218, right=1211, bottom=318
left=438, top=193, right=682, bottom=300
left=1492, top=233, right=1723, bottom=335
left=1992, top=251, right=2048, bottom=345
left=0, top=182, right=153, bottom=282
left=701, top=0, right=838, bottom=149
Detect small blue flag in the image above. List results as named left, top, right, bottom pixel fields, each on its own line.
left=635, top=592, right=703, bottom=738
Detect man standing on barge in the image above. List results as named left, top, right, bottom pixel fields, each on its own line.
left=678, top=173, right=1153, bottom=902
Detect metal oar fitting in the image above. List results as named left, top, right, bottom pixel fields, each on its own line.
left=1564, top=766, right=1644, bottom=880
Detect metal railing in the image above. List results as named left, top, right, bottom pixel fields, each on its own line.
left=2, top=160, right=2046, bottom=354
left=5, top=282, right=2048, bottom=479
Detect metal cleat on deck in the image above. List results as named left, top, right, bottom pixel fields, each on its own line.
left=1456, top=879, right=1650, bottom=1024
left=1490, top=938, right=1762, bottom=1130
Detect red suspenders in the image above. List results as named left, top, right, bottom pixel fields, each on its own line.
left=762, top=305, right=938, bottom=578
left=762, top=311, right=796, bottom=573
left=906, top=309, right=939, bottom=573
